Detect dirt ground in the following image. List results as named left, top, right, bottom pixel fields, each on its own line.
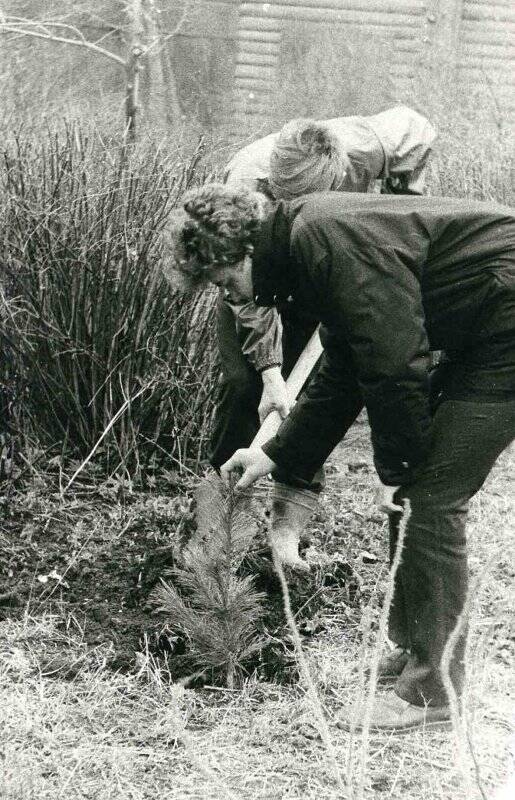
left=1, top=415, right=514, bottom=798
left=0, top=469, right=193, bottom=671
left=0, top=417, right=379, bottom=676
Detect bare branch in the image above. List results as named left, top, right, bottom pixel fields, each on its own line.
left=8, top=10, right=121, bottom=36
left=29, top=20, right=120, bottom=50
left=91, top=29, right=120, bottom=48
left=140, top=1, right=191, bottom=59
left=0, top=21, right=126, bottom=67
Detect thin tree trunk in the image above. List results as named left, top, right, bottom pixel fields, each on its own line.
left=159, top=20, right=183, bottom=127
left=226, top=660, right=235, bottom=690
left=125, top=47, right=142, bottom=141
left=143, top=0, right=182, bottom=133
left=125, top=0, right=145, bottom=141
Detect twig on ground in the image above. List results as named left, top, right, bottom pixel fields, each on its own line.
left=60, top=385, right=150, bottom=497
left=272, top=549, right=348, bottom=796
left=355, top=501, right=410, bottom=800
left=441, top=558, right=498, bottom=800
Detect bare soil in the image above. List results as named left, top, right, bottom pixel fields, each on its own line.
left=0, top=417, right=379, bottom=680
left=1, top=416, right=514, bottom=799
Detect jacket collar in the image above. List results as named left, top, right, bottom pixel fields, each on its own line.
left=251, top=202, right=296, bottom=307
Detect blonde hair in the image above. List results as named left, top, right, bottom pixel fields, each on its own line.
left=163, top=183, right=265, bottom=291
left=269, top=118, right=347, bottom=200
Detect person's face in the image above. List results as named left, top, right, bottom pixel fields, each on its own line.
left=207, top=254, right=253, bottom=304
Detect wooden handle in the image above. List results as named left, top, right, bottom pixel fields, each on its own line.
left=251, top=327, right=324, bottom=448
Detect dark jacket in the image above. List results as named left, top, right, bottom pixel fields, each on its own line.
left=251, top=193, right=515, bottom=485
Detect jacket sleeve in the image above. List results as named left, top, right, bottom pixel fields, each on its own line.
left=223, top=134, right=277, bottom=194
left=367, top=106, right=437, bottom=194
left=276, top=231, right=433, bottom=486
left=262, top=329, right=364, bottom=482
left=228, top=300, right=283, bottom=372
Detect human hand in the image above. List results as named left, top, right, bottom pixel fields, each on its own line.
left=258, top=367, right=290, bottom=424
left=220, top=447, right=276, bottom=491
left=375, top=482, right=403, bottom=515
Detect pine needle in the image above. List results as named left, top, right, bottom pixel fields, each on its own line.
left=149, top=475, right=266, bottom=686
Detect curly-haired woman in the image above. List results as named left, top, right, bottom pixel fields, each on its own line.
left=166, top=183, right=515, bottom=732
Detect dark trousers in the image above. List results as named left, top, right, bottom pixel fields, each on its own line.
left=389, top=393, right=515, bottom=706
left=209, top=299, right=324, bottom=490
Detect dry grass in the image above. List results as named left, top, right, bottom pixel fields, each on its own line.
left=1, top=422, right=513, bottom=799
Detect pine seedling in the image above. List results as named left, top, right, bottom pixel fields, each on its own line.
left=150, top=475, right=266, bottom=687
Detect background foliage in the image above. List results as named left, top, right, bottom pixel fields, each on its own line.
left=0, top=128, right=220, bottom=477
left=0, top=0, right=236, bottom=139
left=0, top=6, right=513, bottom=796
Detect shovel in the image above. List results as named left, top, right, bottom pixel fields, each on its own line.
left=193, top=327, right=324, bottom=542
left=250, top=326, right=324, bottom=448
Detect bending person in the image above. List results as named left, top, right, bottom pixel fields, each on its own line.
left=167, top=183, right=515, bottom=732
left=212, top=106, right=436, bottom=566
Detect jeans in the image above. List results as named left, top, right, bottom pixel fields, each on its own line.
left=209, top=299, right=324, bottom=490
left=388, top=394, right=515, bottom=706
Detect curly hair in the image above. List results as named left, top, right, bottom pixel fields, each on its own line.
left=163, top=183, right=265, bottom=291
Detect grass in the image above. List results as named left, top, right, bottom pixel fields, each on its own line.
left=0, top=126, right=220, bottom=477
left=1, top=419, right=513, bottom=799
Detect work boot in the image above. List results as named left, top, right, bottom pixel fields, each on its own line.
left=269, top=483, right=318, bottom=572
left=335, top=692, right=451, bottom=733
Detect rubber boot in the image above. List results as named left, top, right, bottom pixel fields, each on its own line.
left=269, top=483, right=319, bottom=572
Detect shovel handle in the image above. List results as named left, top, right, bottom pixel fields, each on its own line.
left=251, top=327, right=324, bottom=449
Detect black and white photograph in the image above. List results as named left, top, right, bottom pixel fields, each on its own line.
left=0, top=2, right=513, bottom=798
